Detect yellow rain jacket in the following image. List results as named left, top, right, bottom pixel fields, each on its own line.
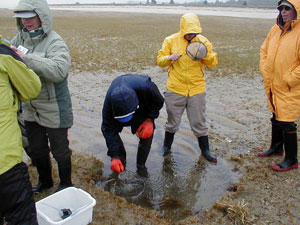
left=0, top=43, right=41, bottom=175
left=260, top=0, right=300, bottom=122
left=157, top=13, right=218, bottom=97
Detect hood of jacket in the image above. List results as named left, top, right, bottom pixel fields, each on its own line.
left=14, top=0, right=52, bottom=35
left=110, top=86, right=139, bottom=118
left=277, top=0, right=299, bottom=26
left=179, top=13, right=202, bottom=37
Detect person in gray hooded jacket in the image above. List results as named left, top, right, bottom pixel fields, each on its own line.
left=11, top=0, right=73, bottom=193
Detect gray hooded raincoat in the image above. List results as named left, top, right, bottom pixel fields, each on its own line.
left=12, top=0, right=73, bottom=128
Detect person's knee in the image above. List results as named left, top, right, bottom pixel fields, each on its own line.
left=165, top=126, right=179, bottom=134
left=192, top=126, right=208, bottom=137
left=53, top=151, right=72, bottom=163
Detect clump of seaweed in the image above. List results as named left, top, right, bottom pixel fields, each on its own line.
left=213, top=198, right=254, bottom=225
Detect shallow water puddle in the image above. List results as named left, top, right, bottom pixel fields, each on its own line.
left=69, top=84, right=245, bottom=221
left=92, top=124, right=242, bottom=221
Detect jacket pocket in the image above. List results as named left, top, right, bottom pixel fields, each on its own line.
left=282, top=71, right=291, bottom=91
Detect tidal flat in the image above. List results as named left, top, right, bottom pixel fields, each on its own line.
left=2, top=8, right=300, bottom=224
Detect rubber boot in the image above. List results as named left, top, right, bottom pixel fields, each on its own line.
left=258, top=119, right=284, bottom=157
left=198, top=136, right=217, bottom=163
left=161, top=131, right=175, bottom=156
left=136, top=136, right=153, bottom=177
left=56, top=157, right=73, bottom=192
left=32, top=155, right=53, bottom=193
left=272, top=129, right=298, bottom=172
left=136, top=164, right=149, bottom=177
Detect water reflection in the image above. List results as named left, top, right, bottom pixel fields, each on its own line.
left=98, top=171, right=146, bottom=199
left=96, top=141, right=241, bottom=221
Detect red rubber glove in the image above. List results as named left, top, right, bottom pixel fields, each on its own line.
left=136, top=118, right=154, bottom=139
left=110, top=158, right=124, bottom=173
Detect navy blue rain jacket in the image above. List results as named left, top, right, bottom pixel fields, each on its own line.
left=101, top=74, right=164, bottom=159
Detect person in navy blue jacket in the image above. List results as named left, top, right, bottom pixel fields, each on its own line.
left=101, top=74, right=164, bottom=174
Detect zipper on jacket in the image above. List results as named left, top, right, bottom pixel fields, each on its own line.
left=8, top=80, right=17, bottom=106
left=45, top=83, right=51, bottom=100
left=29, top=100, right=40, bottom=120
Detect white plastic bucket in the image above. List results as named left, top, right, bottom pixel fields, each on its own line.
left=36, top=187, right=96, bottom=225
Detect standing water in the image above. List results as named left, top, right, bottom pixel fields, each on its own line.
left=70, top=99, right=242, bottom=221
left=68, top=66, right=267, bottom=221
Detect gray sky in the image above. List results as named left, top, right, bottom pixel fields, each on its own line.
left=2, top=0, right=219, bottom=9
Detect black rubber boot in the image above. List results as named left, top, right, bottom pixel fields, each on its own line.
left=258, top=118, right=284, bottom=157
left=136, top=136, right=153, bottom=177
left=56, top=157, right=73, bottom=192
left=272, top=127, right=298, bottom=172
left=136, top=164, right=149, bottom=177
left=137, top=136, right=153, bottom=167
left=198, top=136, right=217, bottom=163
left=161, top=131, right=175, bottom=156
left=32, top=155, right=53, bottom=193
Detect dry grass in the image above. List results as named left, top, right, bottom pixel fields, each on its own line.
left=213, top=199, right=254, bottom=225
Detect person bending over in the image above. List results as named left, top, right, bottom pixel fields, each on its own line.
left=101, top=74, right=164, bottom=175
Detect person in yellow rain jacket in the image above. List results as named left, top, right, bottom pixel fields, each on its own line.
left=157, top=13, right=218, bottom=162
left=258, top=0, right=300, bottom=172
left=0, top=35, right=41, bottom=224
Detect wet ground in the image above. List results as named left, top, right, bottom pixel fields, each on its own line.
left=68, top=67, right=268, bottom=221
left=9, top=7, right=299, bottom=223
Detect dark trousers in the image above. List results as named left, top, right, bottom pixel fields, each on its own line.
left=0, top=163, right=38, bottom=225
left=118, top=136, right=153, bottom=167
left=24, top=121, right=71, bottom=162
left=272, top=114, right=297, bottom=133
left=137, top=136, right=153, bottom=166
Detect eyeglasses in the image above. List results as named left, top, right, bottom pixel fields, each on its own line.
left=278, top=6, right=292, bottom=11
left=187, top=33, right=198, bottom=37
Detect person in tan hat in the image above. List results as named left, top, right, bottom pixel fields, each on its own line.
left=11, top=0, right=73, bottom=192
left=259, top=0, right=299, bottom=172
